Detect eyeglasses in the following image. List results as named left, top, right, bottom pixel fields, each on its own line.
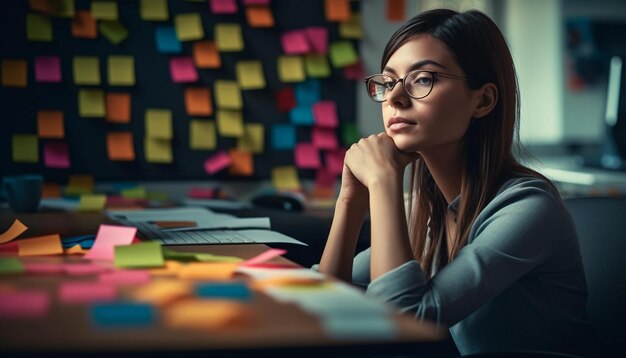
left=364, top=70, right=469, bottom=102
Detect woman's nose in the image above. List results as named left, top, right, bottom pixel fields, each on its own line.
left=387, top=80, right=411, bottom=108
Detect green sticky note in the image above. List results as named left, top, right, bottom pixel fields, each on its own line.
left=305, top=54, right=331, bottom=78
left=236, top=60, right=265, bottom=90
left=190, top=120, right=216, bottom=150
left=115, top=242, right=164, bottom=268
left=215, top=23, right=243, bottom=51
left=78, top=89, right=105, bottom=117
left=217, top=110, right=244, bottom=138
left=145, top=109, right=172, bottom=139
left=339, top=14, right=362, bottom=39
left=175, top=13, right=204, bottom=41
left=144, top=138, right=172, bottom=163
left=277, top=55, right=305, bottom=83
left=140, top=0, right=169, bottom=21
left=162, top=248, right=242, bottom=263
left=74, top=56, right=101, bottom=85
left=78, top=194, right=107, bottom=211
left=329, top=41, right=359, bottom=68
left=99, top=21, right=128, bottom=44
left=214, top=80, right=242, bottom=109
left=0, top=258, right=26, bottom=274
left=48, top=0, right=75, bottom=18
left=12, top=134, right=39, bottom=163
left=27, top=13, right=52, bottom=41
left=342, top=122, right=360, bottom=145
left=121, top=186, right=147, bottom=199
left=91, top=1, right=118, bottom=20
left=108, top=55, right=135, bottom=86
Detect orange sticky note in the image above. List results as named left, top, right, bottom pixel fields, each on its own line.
left=193, top=41, right=221, bottom=69
left=131, top=280, right=190, bottom=306
left=0, top=220, right=28, bottom=244
left=106, top=92, right=131, bottom=123
left=245, top=6, right=274, bottom=28
left=107, top=132, right=135, bottom=161
left=72, top=10, right=97, bottom=38
left=149, top=260, right=184, bottom=277
left=2, top=60, right=27, bottom=87
left=185, top=88, right=213, bottom=116
left=37, top=110, right=64, bottom=139
left=386, top=0, right=405, bottom=21
left=164, top=299, right=255, bottom=330
left=177, top=262, right=239, bottom=280
left=324, top=0, right=350, bottom=22
left=18, top=234, right=63, bottom=256
left=64, top=244, right=90, bottom=255
left=228, top=149, right=253, bottom=176
left=42, top=183, right=62, bottom=198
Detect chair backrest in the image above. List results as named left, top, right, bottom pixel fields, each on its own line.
left=564, top=196, right=626, bottom=352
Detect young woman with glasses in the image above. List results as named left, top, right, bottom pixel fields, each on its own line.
left=318, top=9, right=596, bottom=356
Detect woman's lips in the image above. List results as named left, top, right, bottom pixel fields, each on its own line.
left=388, top=117, right=416, bottom=131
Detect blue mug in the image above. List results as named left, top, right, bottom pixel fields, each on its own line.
left=2, top=175, right=44, bottom=213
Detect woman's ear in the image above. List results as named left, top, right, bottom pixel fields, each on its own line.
left=472, top=83, right=498, bottom=119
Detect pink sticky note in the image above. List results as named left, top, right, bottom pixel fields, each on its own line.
left=64, top=263, right=112, bottom=275
left=305, top=27, right=328, bottom=54
left=281, top=30, right=310, bottom=54
left=316, top=168, right=338, bottom=189
left=294, top=143, right=321, bottom=169
left=169, top=57, right=198, bottom=83
left=325, top=148, right=346, bottom=175
left=99, top=270, right=151, bottom=285
left=24, top=262, right=66, bottom=275
left=312, top=127, right=339, bottom=150
left=243, top=0, right=270, bottom=4
left=58, top=282, right=117, bottom=303
left=84, top=224, right=137, bottom=261
left=243, top=248, right=287, bottom=266
left=204, top=151, right=232, bottom=175
left=211, top=0, right=238, bottom=14
left=188, top=187, right=215, bottom=199
left=44, top=142, right=71, bottom=168
left=344, top=60, right=364, bottom=80
left=0, top=291, right=50, bottom=318
left=35, top=56, right=62, bottom=83
left=312, top=101, right=339, bottom=127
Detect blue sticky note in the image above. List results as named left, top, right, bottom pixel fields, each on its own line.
left=155, top=27, right=182, bottom=54
left=295, top=79, right=320, bottom=105
left=90, top=302, right=156, bottom=328
left=290, top=105, right=314, bottom=125
left=195, top=282, right=251, bottom=301
left=272, top=124, right=296, bottom=150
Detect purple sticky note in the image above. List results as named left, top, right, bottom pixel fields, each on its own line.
left=58, top=282, right=117, bottom=303
left=169, top=57, right=198, bottom=83
left=0, top=291, right=50, bottom=318
left=35, top=56, right=62, bottom=83
left=204, top=151, right=232, bottom=175
left=211, top=0, right=238, bottom=14
left=305, top=27, right=328, bottom=54
left=99, top=270, right=151, bottom=285
left=85, top=224, right=137, bottom=261
left=325, top=148, right=346, bottom=175
left=44, top=141, right=71, bottom=168
left=312, top=101, right=339, bottom=128
left=312, top=127, right=339, bottom=150
left=281, top=30, right=310, bottom=54
left=294, top=143, right=321, bottom=169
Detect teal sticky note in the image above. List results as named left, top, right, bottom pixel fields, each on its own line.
left=90, top=302, right=156, bottom=328
left=195, top=282, right=251, bottom=301
left=155, top=27, right=181, bottom=54
left=272, top=124, right=296, bottom=150
left=290, top=105, right=314, bottom=125
left=294, top=79, right=320, bottom=105
left=114, top=242, right=164, bottom=268
left=0, top=258, right=25, bottom=274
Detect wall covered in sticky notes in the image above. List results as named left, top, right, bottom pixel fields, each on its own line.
left=0, top=0, right=361, bottom=185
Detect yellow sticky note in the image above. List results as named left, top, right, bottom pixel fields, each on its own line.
left=237, top=123, right=264, bottom=154
left=73, top=56, right=100, bottom=85
left=27, top=13, right=52, bottom=41
left=78, top=89, right=105, bottom=117
left=108, top=55, right=135, bottom=86
left=177, top=262, right=239, bottom=280
left=12, top=134, right=39, bottom=163
left=214, top=80, right=242, bottom=109
left=190, top=120, right=217, bottom=150
left=305, top=54, right=331, bottom=78
left=164, top=299, right=255, bottom=330
left=121, top=186, right=147, bottom=199
left=236, top=60, right=265, bottom=90
left=140, top=0, right=169, bottom=21
left=91, top=1, right=118, bottom=20
left=145, top=138, right=173, bottom=163
left=277, top=56, right=305, bottom=83
left=175, top=13, right=204, bottom=41
left=99, top=20, right=128, bottom=44
left=18, top=234, right=63, bottom=256
left=131, top=280, right=190, bottom=306
left=339, top=13, right=362, bottom=39
left=2, top=60, right=28, bottom=87
left=215, top=23, right=244, bottom=51
left=145, top=109, right=173, bottom=139
left=217, top=110, right=244, bottom=137
left=272, top=166, right=301, bottom=191
left=78, top=194, right=107, bottom=212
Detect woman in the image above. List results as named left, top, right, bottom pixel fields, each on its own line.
left=318, top=9, right=596, bottom=356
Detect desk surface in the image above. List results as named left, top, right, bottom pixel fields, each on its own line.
left=0, top=211, right=446, bottom=356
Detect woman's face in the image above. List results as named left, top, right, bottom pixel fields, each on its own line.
left=382, top=34, right=478, bottom=154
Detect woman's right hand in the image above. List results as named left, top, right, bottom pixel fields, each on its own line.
left=338, top=163, right=369, bottom=207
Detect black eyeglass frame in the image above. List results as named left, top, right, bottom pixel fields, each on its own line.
left=363, top=70, right=469, bottom=102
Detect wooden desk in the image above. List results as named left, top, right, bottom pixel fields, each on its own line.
left=0, top=211, right=447, bottom=357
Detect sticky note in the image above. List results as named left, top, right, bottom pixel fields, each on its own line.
left=217, top=110, right=244, bottom=137
left=271, top=124, right=296, bottom=150
left=64, top=243, right=90, bottom=254
left=204, top=151, right=231, bottom=174
left=12, top=134, right=38, bottom=163
left=243, top=0, right=270, bottom=4
left=339, top=13, right=362, bottom=39
left=121, top=186, right=147, bottom=199
left=306, top=27, right=328, bottom=54
left=312, top=101, right=339, bottom=127
left=27, top=13, right=52, bottom=41
left=114, top=242, right=164, bottom=269
left=68, top=175, right=94, bottom=193
left=214, top=80, right=242, bottom=109
left=107, top=132, right=135, bottom=161
left=99, top=20, right=128, bottom=44
left=277, top=56, right=305, bottom=83
left=18, top=234, right=63, bottom=256
left=90, top=302, right=155, bottom=327
left=131, top=280, right=190, bottom=306
left=63, top=263, right=109, bottom=275
left=243, top=248, right=287, bottom=266
left=38, top=110, right=64, bottom=138
left=312, top=127, right=339, bottom=149
left=215, top=23, right=244, bottom=51
left=289, top=105, right=314, bottom=125
left=99, top=270, right=151, bottom=285
left=164, top=299, right=254, bottom=330
left=78, top=194, right=107, bottom=212
left=196, top=282, right=251, bottom=301
left=145, top=109, right=173, bottom=139
left=73, top=56, right=100, bottom=85
left=29, top=0, right=75, bottom=17
left=79, top=89, right=105, bottom=117
left=108, top=55, right=135, bottom=86
left=295, top=79, right=321, bottom=104
left=275, top=88, right=296, bottom=112
left=185, top=87, right=213, bottom=116
left=91, top=1, right=118, bottom=20
left=325, top=148, right=346, bottom=175
left=188, top=188, right=214, bottom=199
left=155, top=27, right=182, bottom=53
left=190, top=120, right=216, bottom=150
left=344, top=60, right=364, bottom=80
left=35, top=56, right=61, bottom=83
left=228, top=149, right=253, bottom=176
left=282, top=30, right=310, bottom=54
left=193, top=40, right=220, bottom=68
left=42, top=183, right=62, bottom=198
left=85, top=225, right=137, bottom=261
left=236, top=60, right=265, bottom=90
left=325, top=0, right=351, bottom=22
left=305, top=54, right=331, bottom=78
left=0, top=291, right=50, bottom=318
left=24, top=262, right=65, bottom=274
left=58, top=282, right=117, bottom=304
left=245, top=6, right=274, bottom=28
left=175, top=13, right=204, bottom=41
left=329, top=41, right=359, bottom=68
left=342, top=122, right=360, bottom=145
left=2, top=60, right=27, bottom=87
left=140, top=0, right=169, bottom=21
left=211, top=0, right=238, bottom=14
left=72, top=10, right=97, bottom=38
left=295, top=143, right=321, bottom=168
left=44, top=141, right=70, bottom=168
left=237, top=123, right=264, bottom=154
left=0, top=258, right=25, bottom=274
left=106, top=92, right=131, bottom=123
left=145, top=138, right=172, bottom=163
left=177, top=262, right=239, bottom=280
left=0, top=220, right=28, bottom=244
left=169, top=57, right=198, bottom=83
left=315, top=168, right=338, bottom=191
left=271, top=166, right=301, bottom=191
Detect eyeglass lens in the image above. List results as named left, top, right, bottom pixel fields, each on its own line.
left=367, top=71, right=435, bottom=102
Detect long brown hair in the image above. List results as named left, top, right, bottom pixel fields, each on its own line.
left=382, top=9, right=551, bottom=277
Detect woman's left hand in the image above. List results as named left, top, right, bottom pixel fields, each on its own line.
left=344, top=133, right=420, bottom=188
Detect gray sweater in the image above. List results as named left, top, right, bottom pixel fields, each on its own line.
left=352, top=177, right=597, bottom=355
